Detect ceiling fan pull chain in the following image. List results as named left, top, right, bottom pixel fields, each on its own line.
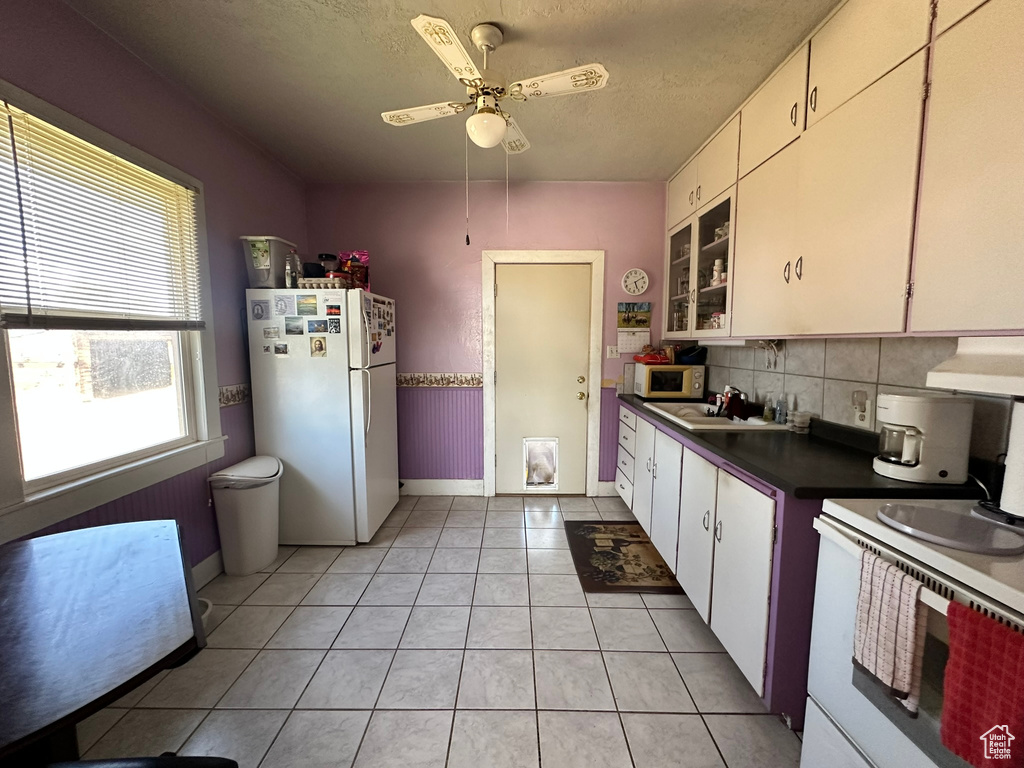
left=465, top=129, right=471, bottom=245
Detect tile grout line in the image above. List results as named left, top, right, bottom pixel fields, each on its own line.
left=585, top=591, right=638, bottom=768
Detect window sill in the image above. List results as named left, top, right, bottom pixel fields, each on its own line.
left=0, top=436, right=227, bottom=544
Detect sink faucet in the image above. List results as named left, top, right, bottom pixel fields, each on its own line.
left=722, top=386, right=747, bottom=420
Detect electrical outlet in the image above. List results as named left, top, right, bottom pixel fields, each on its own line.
left=607, top=345, right=618, bottom=358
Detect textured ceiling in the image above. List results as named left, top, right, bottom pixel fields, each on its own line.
left=64, top=0, right=839, bottom=182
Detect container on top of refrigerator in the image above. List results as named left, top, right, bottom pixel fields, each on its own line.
left=240, top=236, right=297, bottom=288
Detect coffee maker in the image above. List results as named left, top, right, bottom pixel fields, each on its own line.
left=873, top=393, right=973, bottom=484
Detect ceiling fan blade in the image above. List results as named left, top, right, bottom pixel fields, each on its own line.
left=411, top=15, right=480, bottom=84
left=510, top=63, right=609, bottom=100
left=381, top=102, right=468, bottom=126
left=502, top=117, right=530, bottom=154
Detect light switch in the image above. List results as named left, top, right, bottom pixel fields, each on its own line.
left=607, top=346, right=618, bottom=358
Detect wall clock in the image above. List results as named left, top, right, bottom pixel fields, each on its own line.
left=622, top=268, right=649, bottom=296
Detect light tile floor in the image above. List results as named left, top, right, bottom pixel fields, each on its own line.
left=79, top=495, right=801, bottom=768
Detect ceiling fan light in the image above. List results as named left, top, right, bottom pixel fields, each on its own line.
left=466, top=110, right=507, bottom=148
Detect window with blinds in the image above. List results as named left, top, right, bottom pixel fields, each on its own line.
left=0, top=101, right=204, bottom=330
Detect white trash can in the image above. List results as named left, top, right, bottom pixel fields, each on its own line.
left=209, top=456, right=284, bottom=576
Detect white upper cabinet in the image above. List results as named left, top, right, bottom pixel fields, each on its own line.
left=675, top=448, right=718, bottom=622
left=739, top=45, right=808, bottom=178
left=911, top=0, right=1024, bottom=332
left=667, top=160, right=697, bottom=230
left=936, top=0, right=987, bottom=34
left=667, top=117, right=739, bottom=231
left=794, top=51, right=926, bottom=335
left=697, top=116, right=740, bottom=206
left=730, top=140, right=804, bottom=337
left=649, top=431, right=683, bottom=571
left=806, top=0, right=932, bottom=127
left=709, top=470, right=776, bottom=696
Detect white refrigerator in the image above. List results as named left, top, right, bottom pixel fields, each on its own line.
left=246, top=287, right=399, bottom=545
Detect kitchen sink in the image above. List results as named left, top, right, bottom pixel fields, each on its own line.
left=642, top=402, right=790, bottom=431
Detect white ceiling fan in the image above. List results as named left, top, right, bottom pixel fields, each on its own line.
left=381, top=15, right=610, bottom=153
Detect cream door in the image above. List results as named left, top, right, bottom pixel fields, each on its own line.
left=667, top=160, right=697, bottom=230
left=675, top=448, right=718, bottom=623
left=738, top=45, right=808, bottom=178
left=731, top=140, right=803, bottom=337
left=631, top=418, right=657, bottom=535
left=795, top=52, right=925, bottom=335
left=649, top=431, right=683, bottom=571
left=696, top=116, right=739, bottom=206
left=806, top=0, right=931, bottom=127
left=912, top=0, right=1024, bottom=332
left=709, top=471, right=776, bottom=696
left=495, top=264, right=591, bottom=494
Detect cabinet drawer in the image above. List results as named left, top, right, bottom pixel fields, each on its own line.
left=618, top=420, right=636, bottom=457
left=618, top=406, right=637, bottom=431
left=616, top=444, right=635, bottom=483
left=615, top=468, right=634, bottom=509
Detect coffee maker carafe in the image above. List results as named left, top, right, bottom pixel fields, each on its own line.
left=872, top=393, right=973, bottom=483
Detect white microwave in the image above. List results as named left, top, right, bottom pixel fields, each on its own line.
left=633, top=363, right=705, bottom=399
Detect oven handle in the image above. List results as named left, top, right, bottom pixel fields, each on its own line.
left=813, top=516, right=950, bottom=616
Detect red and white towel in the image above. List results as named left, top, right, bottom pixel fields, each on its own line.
left=941, top=601, right=1024, bottom=767
left=853, top=550, right=928, bottom=714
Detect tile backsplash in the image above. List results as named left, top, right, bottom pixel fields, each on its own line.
left=706, top=337, right=1012, bottom=461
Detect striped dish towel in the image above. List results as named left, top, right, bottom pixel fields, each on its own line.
left=852, top=550, right=929, bottom=715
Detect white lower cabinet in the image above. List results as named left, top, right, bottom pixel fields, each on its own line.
left=709, top=470, right=776, bottom=696
left=631, top=418, right=657, bottom=535
left=674, top=448, right=718, bottom=622
left=649, top=431, right=683, bottom=571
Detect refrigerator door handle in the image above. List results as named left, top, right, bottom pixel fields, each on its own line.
left=362, top=368, right=372, bottom=435
left=362, top=306, right=371, bottom=369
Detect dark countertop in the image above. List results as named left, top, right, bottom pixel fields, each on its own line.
left=618, top=394, right=982, bottom=501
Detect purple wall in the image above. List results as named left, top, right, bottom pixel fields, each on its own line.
left=2, top=0, right=308, bottom=563
left=306, top=181, right=666, bottom=382
left=599, top=388, right=619, bottom=482
left=307, top=182, right=665, bottom=482
left=397, top=388, right=484, bottom=480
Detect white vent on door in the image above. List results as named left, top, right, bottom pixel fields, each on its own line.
left=524, top=438, right=558, bottom=491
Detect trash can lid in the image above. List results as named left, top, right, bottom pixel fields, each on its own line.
left=210, top=455, right=282, bottom=481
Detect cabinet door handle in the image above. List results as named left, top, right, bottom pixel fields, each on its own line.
left=690, top=288, right=696, bottom=303
left=795, top=256, right=803, bottom=281
left=689, top=191, right=694, bottom=206
left=783, top=261, right=791, bottom=284
left=790, top=103, right=798, bottom=126
left=809, top=86, right=817, bottom=113
left=621, top=459, right=627, bottom=467
left=696, top=185, right=701, bottom=202
left=702, top=510, right=710, bottom=531
left=652, top=461, right=658, bottom=479
left=715, top=520, right=723, bottom=542
left=646, top=457, right=651, bottom=472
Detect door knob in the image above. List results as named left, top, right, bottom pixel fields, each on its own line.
left=576, top=392, right=586, bottom=400
left=577, top=376, right=585, bottom=384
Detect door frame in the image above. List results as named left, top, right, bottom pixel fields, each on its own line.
left=482, top=250, right=605, bottom=497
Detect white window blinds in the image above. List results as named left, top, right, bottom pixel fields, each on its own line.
left=0, top=101, right=204, bottom=330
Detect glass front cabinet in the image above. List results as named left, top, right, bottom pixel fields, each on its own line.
left=664, top=186, right=735, bottom=339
